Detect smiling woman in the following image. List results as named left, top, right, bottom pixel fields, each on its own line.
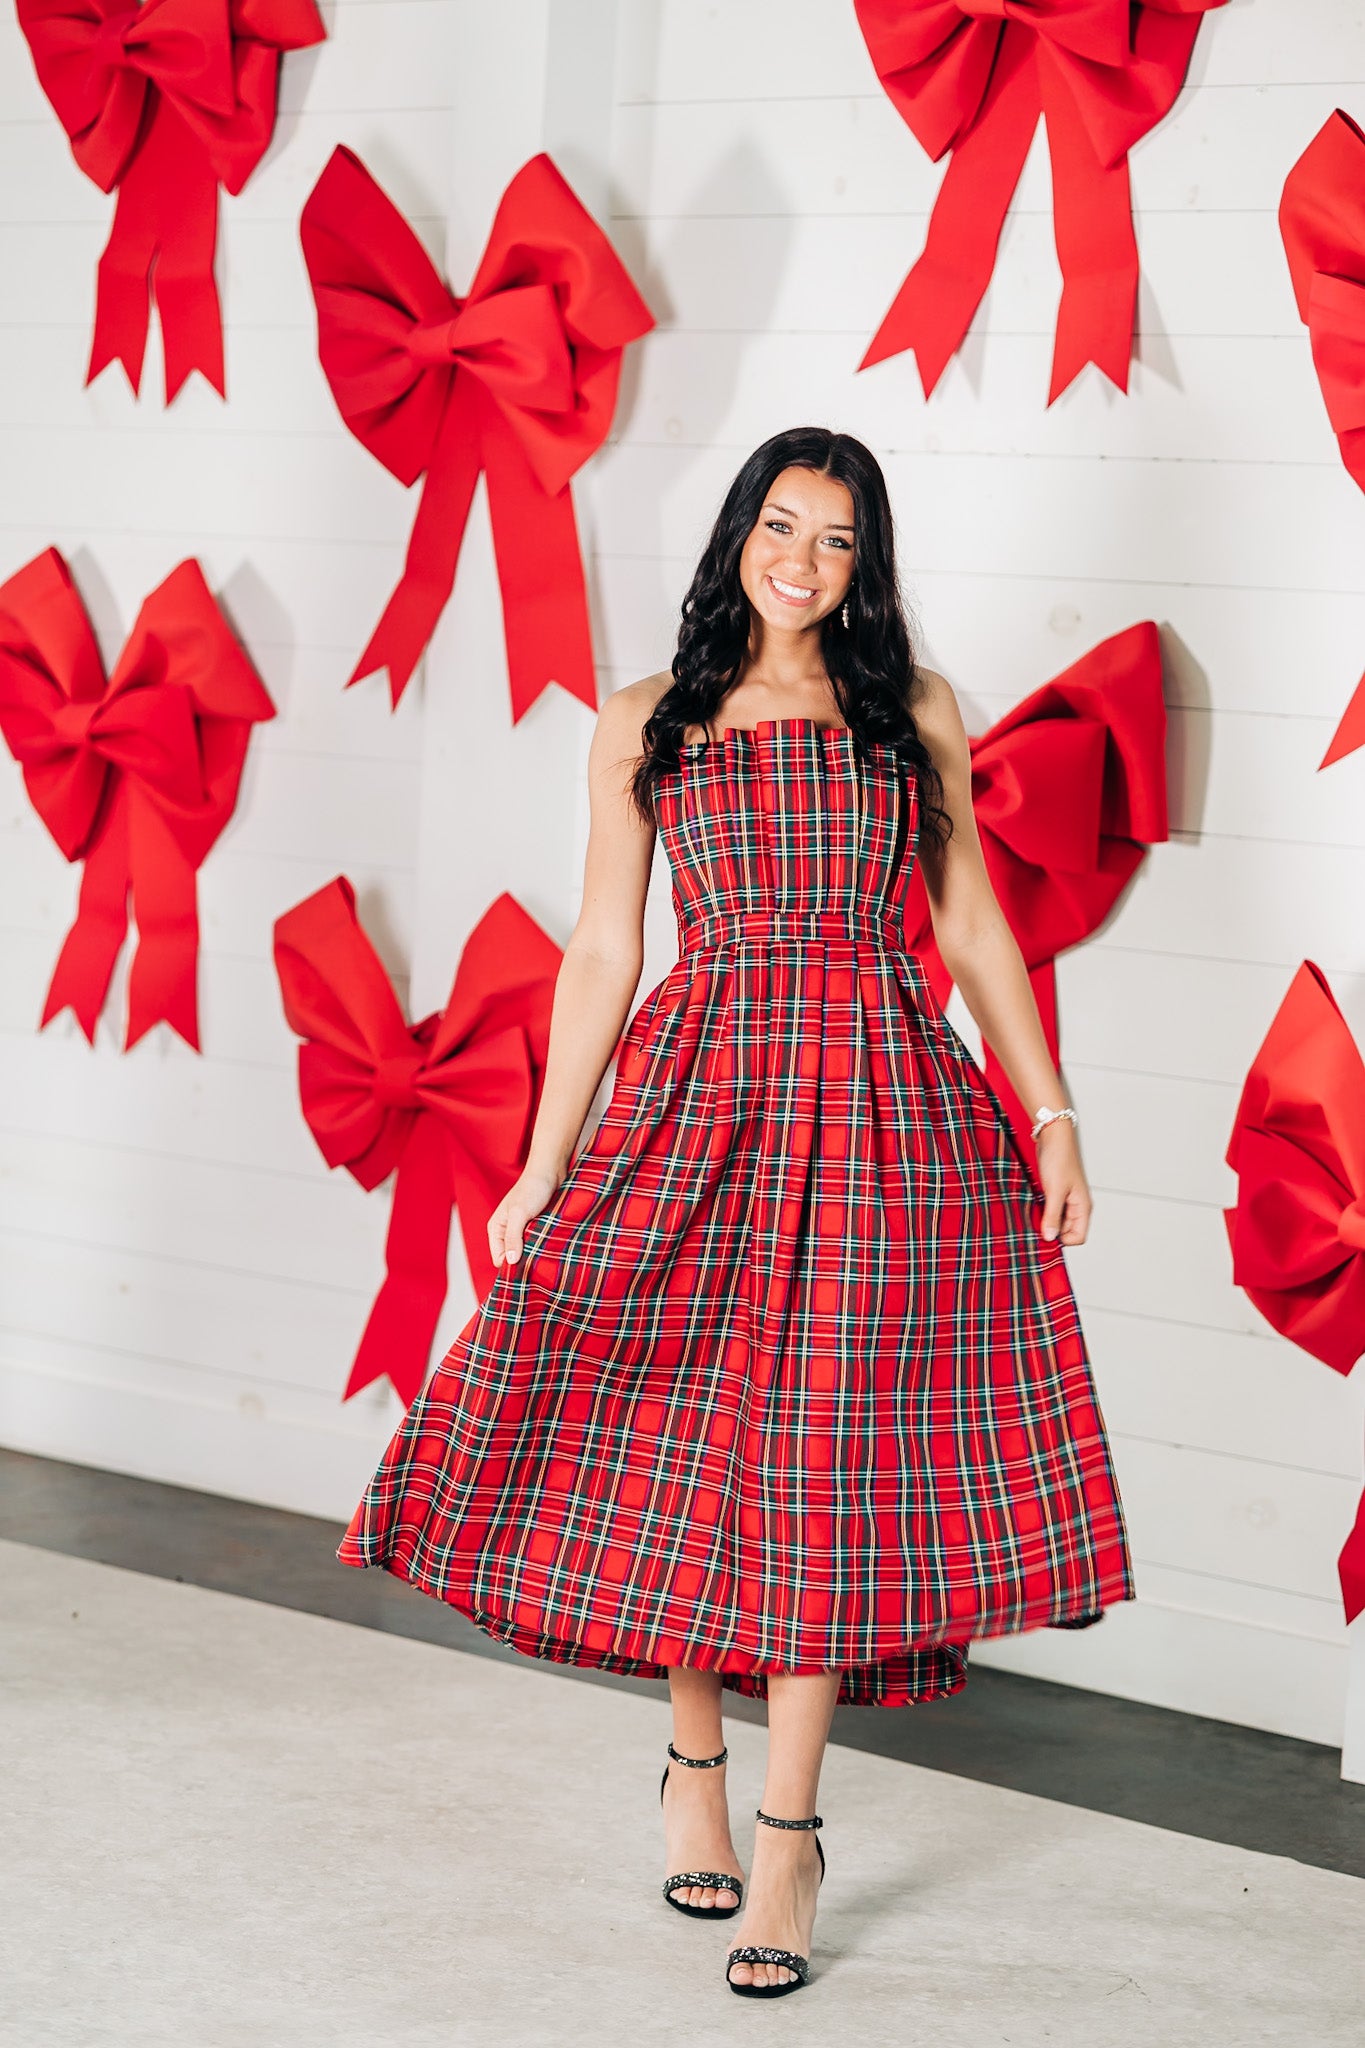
left=753, top=487, right=856, bottom=614
left=337, top=426, right=1133, bottom=2000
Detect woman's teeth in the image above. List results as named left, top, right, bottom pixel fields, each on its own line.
left=768, top=575, right=816, bottom=603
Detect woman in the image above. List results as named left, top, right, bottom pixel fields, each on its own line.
left=338, top=427, right=1135, bottom=1999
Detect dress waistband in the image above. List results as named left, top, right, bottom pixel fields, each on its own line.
left=677, top=908, right=910, bottom=957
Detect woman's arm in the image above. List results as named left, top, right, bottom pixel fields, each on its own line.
left=912, top=668, right=1091, bottom=1247
left=493, top=680, right=663, bottom=1267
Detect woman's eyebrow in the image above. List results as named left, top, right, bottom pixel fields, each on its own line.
left=767, top=501, right=856, bottom=532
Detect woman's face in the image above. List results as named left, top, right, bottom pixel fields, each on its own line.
left=738, top=465, right=857, bottom=635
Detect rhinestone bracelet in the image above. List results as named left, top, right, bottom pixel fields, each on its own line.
left=1030, top=1104, right=1078, bottom=1141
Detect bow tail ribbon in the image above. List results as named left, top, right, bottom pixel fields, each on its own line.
left=350, top=372, right=599, bottom=717
left=1341, top=1477, right=1365, bottom=1625
left=861, top=31, right=1039, bottom=395
left=124, top=798, right=203, bottom=1050
left=348, top=373, right=485, bottom=706
left=88, top=99, right=224, bottom=401
left=41, top=787, right=132, bottom=1042
left=41, top=787, right=205, bottom=1049
left=344, top=1115, right=457, bottom=1407
left=1321, top=672, right=1365, bottom=770
left=1042, top=73, right=1138, bottom=404
left=482, top=396, right=598, bottom=726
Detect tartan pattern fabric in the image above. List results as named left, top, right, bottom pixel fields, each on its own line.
left=338, top=718, right=1136, bottom=1705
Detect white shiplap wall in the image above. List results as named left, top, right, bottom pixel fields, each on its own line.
left=0, top=4, right=452, bottom=1513
left=584, top=0, right=1365, bottom=1753
left=2, top=0, right=1363, bottom=1758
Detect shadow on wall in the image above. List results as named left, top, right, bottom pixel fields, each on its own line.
left=605, top=131, right=796, bottom=641
left=1158, top=622, right=1213, bottom=843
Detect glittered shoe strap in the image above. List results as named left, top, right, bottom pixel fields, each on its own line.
left=727, top=1945, right=811, bottom=1986
left=754, top=1807, right=822, bottom=1829
left=667, top=1741, right=728, bottom=1768
left=663, top=1870, right=744, bottom=1899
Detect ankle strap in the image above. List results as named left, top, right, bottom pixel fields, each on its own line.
left=755, top=1806, right=822, bottom=1830
left=667, top=1741, right=728, bottom=1769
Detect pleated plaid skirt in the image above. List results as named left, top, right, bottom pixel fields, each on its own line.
left=339, top=718, right=1135, bottom=1704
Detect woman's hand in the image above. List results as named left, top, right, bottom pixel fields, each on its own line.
left=488, top=1167, right=562, bottom=1268
left=1035, top=1124, right=1092, bottom=1246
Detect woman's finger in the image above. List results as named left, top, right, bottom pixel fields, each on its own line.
left=1062, top=1185, right=1090, bottom=1246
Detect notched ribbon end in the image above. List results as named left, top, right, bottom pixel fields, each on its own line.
left=39, top=989, right=99, bottom=1048
left=1319, top=670, right=1365, bottom=771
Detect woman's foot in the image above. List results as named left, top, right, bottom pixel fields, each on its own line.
left=726, top=1822, right=824, bottom=1988
left=661, top=1750, right=743, bottom=1910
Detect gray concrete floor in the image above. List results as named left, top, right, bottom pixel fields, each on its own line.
left=4, top=1537, right=1362, bottom=2048
left=5, top=1448, right=1361, bottom=1878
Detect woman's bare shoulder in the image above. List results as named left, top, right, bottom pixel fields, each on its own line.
left=907, top=664, right=966, bottom=742
left=589, top=675, right=675, bottom=783
left=593, top=672, right=675, bottom=751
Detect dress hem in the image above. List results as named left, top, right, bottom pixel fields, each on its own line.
left=338, top=1537, right=1136, bottom=1710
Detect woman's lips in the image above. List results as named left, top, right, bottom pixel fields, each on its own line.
left=766, top=573, right=818, bottom=606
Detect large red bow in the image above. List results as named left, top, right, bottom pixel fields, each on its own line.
left=0, top=547, right=274, bottom=1048
left=1279, top=110, right=1365, bottom=771
left=1224, top=961, right=1365, bottom=1620
left=17, top=0, right=325, bottom=400
left=299, top=145, right=654, bottom=716
left=855, top=0, right=1228, bottom=402
left=901, top=623, right=1168, bottom=1147
left=274, top=877, right=562, bottom=1406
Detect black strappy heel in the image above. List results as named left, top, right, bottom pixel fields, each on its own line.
left=659, top=1742, right=744, bottom=1919
left=726, top=1808, right=825, bottom=1997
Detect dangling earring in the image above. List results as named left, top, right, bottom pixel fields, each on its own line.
left=841, top=595, right=852, bottom=629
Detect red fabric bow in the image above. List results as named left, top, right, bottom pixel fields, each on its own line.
left=299, top=145, right=654, bottom=716
left=17, top=0, right=325, bottom=400
left=1279, top=110, right=1365, bottom=770
left=855, top=0, right=1228, bottom=401
left=274, top=877, right=562, bottom=1406
left=901, top=623, right=1168, bottom=1148
left=0, top=546, right=274, bottom=1048
left=1224, top=961, right=1365, bottom=1620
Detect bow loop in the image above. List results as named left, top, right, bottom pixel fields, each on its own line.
left=300, top=145, right=653, bottom=712
left=54, top=670, right=205, bottom=814
left=1279, top=113, right=1365, bottom=769
left=1225, top=961, right=1365, bottom=1377
left=1305, top=274, right=1365, bottom=436
left=1224, top=960, right=1365, bottom=1623
left=971, top=719, right=1108, bottom=874
left=274, top=879, right=563, bottom=1406
left=443, top=286, right=580, bottom=442
left=0, top=546, right=273, bottom=1047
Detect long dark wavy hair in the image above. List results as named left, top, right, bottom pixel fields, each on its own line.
left=628, top=426, right=953, bottom=853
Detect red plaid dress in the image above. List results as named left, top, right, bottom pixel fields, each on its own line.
left=338, top=718, right=1135, bottom=1704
